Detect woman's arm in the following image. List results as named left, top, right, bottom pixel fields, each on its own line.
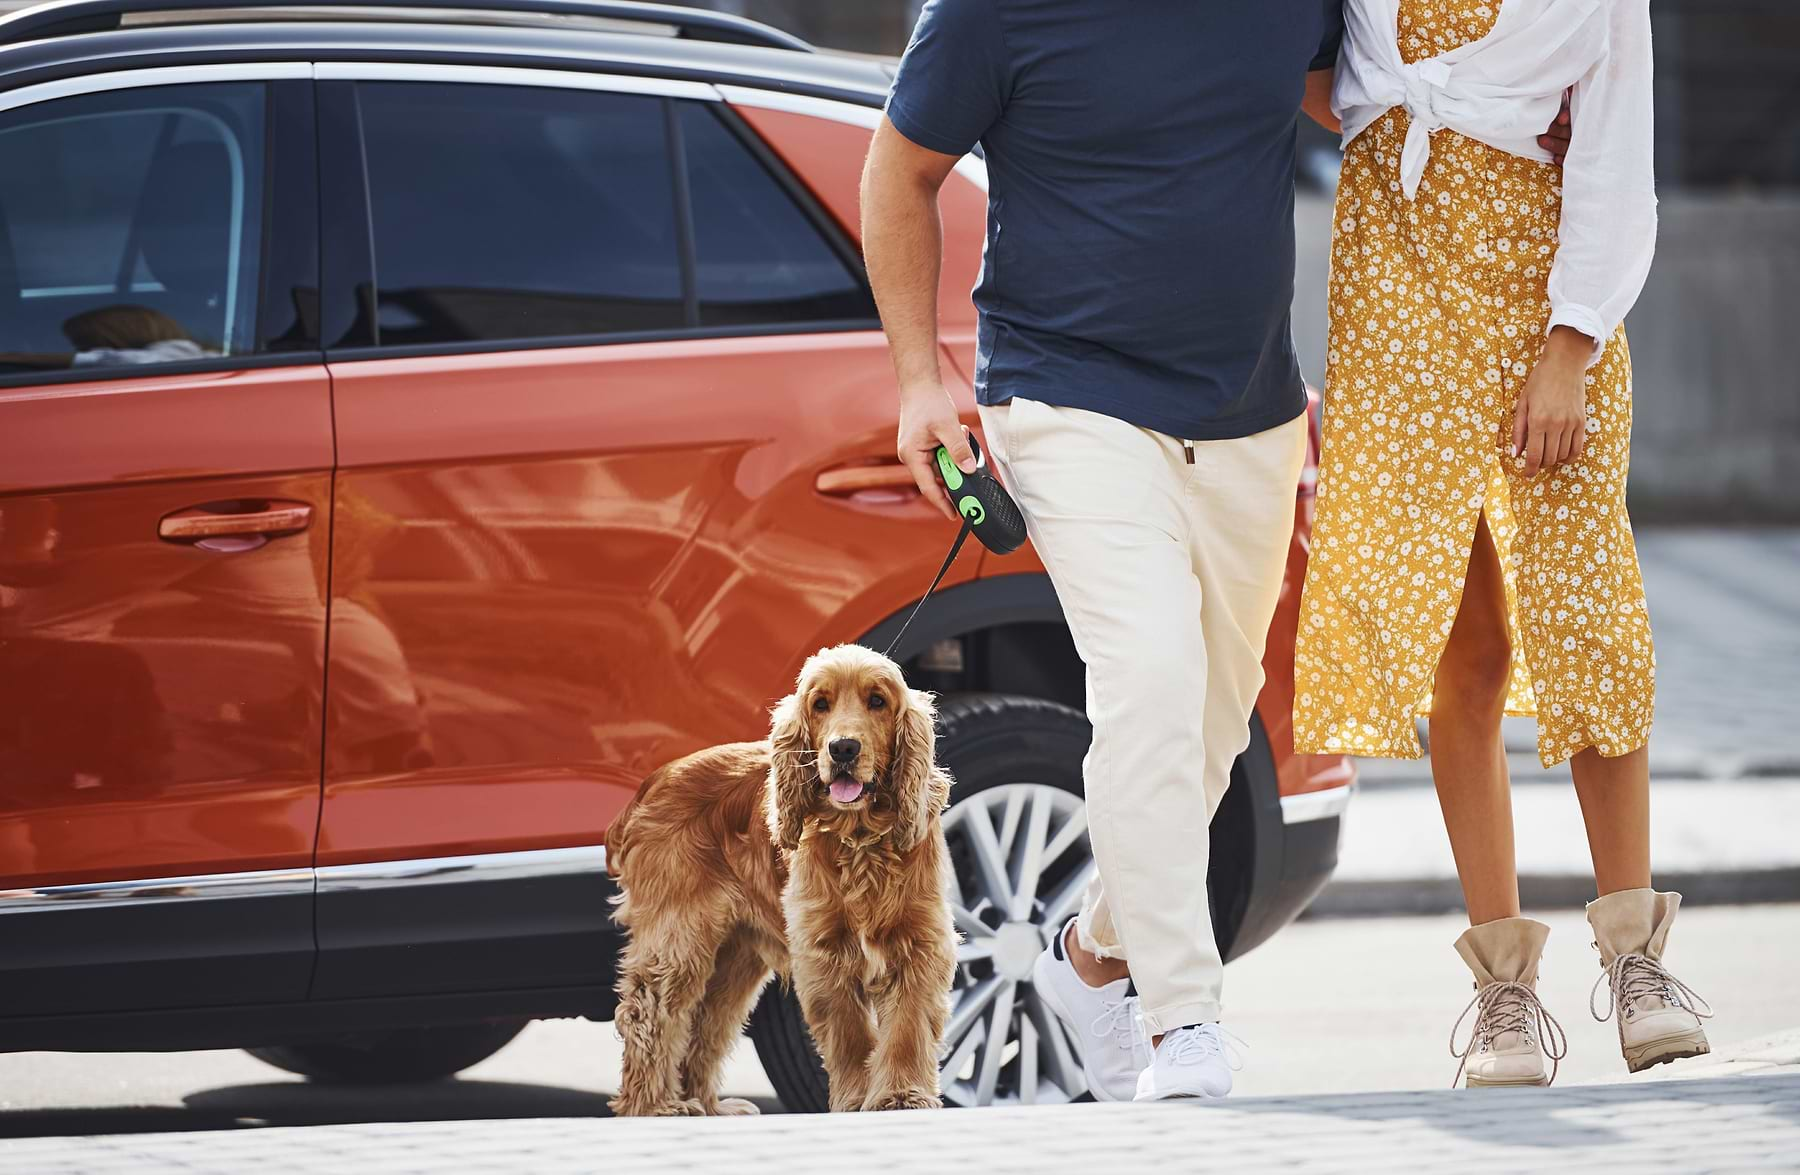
left=1516, top=0, right=1657, bottom=475
left=1302, top=68, right=1340, bottom=134
left=1544, top=0, right=1657, bottom=366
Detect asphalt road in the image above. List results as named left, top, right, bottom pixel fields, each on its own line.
left=3, top=903, right=1793, bottom=1137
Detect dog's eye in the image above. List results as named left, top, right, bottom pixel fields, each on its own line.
left=867, top=693, right=886, bottom=710
left=812, top=695, right=831, bottom=712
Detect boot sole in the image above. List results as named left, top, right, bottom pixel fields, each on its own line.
left=1625, top=1032, right=1710, bottom=1073
left=1464, top=1074, right=1550, bottom=1089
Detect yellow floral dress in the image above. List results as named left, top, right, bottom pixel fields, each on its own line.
left=1294, top=0, right=1655, bottom=767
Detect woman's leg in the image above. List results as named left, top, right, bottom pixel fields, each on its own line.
left=1430, top=513, right=1521, bottom=925
left=1570, top=745, right=1652, bottom=896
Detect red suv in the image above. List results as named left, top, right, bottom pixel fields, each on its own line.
left=0, top=0, right=1353, bottom=1111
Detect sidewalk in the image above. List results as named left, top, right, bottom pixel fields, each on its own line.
left=1316, top=529, right=1800, bottom=915
left=6, top=1036, right=1797, bottom=1174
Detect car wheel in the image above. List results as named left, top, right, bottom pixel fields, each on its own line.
left=751, top=692, right=1110, bottom=1110
left=245, top=1020, right=528, bottom=1085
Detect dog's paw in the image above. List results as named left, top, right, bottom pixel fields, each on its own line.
left=611, top=1097, right=707, bottom=1118
left=712, top=1097, right=761, bottom=1117
left=862, top=1089, right=942, bottom=1112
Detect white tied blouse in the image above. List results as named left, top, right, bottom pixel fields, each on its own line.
left=1332, top=0, right=1658, bottom=365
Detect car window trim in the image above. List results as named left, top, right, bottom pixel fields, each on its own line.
left=0, top=61, right=313, bottom=114
left=258, top=77, right=321, bottom=353
left=322, top=321, right=883, bottom=365
left=0, top=349, right=327, bottom=391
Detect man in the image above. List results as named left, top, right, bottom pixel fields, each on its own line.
left=861, top=0, right=1573, bottom=1101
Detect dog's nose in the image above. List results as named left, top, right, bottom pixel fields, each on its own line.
left=828, top=737, right=861, bottom=764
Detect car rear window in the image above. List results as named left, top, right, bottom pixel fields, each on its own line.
left=347, top=82, right=875, bottom=352
left=678, top=103, right=874, bottom=328
left=0, top=83, right=266, bottom=378
left=357, top=82, right=688, bottom=347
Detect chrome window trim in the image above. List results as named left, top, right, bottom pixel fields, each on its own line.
left=716, top=83, right=990, bottom=193
left=1280, top=782, right=1355, bottom=824
left=312, top=61, right=718, bottom=100
left=0, top=866, right=314, bottom=913
left=0, top=62, right=313, bottom=116
left=0, top=846, right=608, bottom=911
left=315, top=845, right=607, bottom=892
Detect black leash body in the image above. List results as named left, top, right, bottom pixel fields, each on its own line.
left=882, top=516, right=975, bottom=661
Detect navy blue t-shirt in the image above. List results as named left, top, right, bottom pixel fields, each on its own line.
left=886, top=0, right=1343, bottom=440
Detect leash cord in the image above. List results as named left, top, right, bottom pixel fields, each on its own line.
left=882, top=516, right=976, bottom=661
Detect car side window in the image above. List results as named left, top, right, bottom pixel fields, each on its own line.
left=0, top=83, right=266, bottom=378
left=677, top=103, right=876, bottom=328
left=356, top=83, right=686, bottom=346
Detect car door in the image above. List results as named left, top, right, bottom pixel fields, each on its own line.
left=0, top=70, right=328, bottom=1014
left=308, top=65, right=945, bottom=998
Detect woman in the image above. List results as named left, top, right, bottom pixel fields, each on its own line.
left=1295, top=0, right=1712, bottom=1087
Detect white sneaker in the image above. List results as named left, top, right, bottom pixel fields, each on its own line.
left=1134, top=1023, right=1242, bottom=1101
left=1030, top=918, right=1147, bottom=1102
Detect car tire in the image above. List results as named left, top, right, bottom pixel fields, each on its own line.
left=245, top=1020, right=528, bottom=1085
left=749, top=692, right=1097, bottom=1112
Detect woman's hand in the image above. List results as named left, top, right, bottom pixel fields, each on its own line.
left=1511, top=327, right=1592, bottom=476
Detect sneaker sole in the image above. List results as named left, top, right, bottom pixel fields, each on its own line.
left=1029, top=954, right=1127, bottom=1104
left=1135, top=1085, right=1231, bottom=1102
left=1625, top=1031, right=1711, bottom=1073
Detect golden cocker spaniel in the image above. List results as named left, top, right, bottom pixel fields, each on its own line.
left=606, top=644, right=956, bottom=1115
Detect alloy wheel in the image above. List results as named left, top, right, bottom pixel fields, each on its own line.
left=939, top=782, right=1097, bottom=1106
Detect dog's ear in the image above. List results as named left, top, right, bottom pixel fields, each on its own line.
left=890, top=688, right=949, bottom=852
left=766, top=689, right=811, bottom=851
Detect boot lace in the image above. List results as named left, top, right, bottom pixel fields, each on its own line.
left=1162, top=1023, right=1246, bottom=1072
left=1449, top=981, right=1568, bottom=1088
left=1590, top=952, right=1714, bottom=1024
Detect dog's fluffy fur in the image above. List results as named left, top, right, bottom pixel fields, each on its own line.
left=606, top=644, right=955, bottom=1115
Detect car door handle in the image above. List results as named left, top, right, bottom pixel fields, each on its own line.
left=159, top=501, right=313, bottom=553
left=816, top=463, right=920, bottom=500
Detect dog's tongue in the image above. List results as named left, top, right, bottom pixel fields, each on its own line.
left=829, top=779, right=865, bottom=804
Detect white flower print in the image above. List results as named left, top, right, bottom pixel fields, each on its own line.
left=1294, top=0, right=1656, bottom=769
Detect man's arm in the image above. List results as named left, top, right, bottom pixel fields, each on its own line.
left=862, top=116, right=977, bottom=518
left=1539, top=90, right=1573, bottom=165
left=1302, top=68, right=1340, bottom=134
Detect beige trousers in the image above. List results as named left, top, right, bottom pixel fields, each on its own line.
left=977, top=397, right=1308, bottom=1033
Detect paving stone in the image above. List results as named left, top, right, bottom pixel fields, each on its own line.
left=5, top=1073, right=1797, bottom=1174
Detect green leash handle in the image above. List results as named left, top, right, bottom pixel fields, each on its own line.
left=934, top=434, right=1027, bottom=555
left=879, top=433, right=1027, bottom=660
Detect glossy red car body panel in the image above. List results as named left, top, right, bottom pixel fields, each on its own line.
left=0, top=74, right=1348, bottom=898
left=0, top=366, right=334, bottom=888
left=316, top=333, right=980, bottom=865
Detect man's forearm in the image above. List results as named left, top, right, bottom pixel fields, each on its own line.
left=862, top=166, right=947, bottom=391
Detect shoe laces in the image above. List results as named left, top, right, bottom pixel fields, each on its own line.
left=1449, top=980, right=1568, bottom=1088
left=1160, top=1024, right=1246, bottom=1072
left=1590, top=952, right=1714, bottom=1024
left=1090, top=997, right=1143, bottom=1054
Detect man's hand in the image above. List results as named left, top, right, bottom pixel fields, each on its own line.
left=1510, top=327, right=1591, bottom=477
left=898, top=381, right=977, bottom=520
left=1537, top=88, right=1572, bottom=165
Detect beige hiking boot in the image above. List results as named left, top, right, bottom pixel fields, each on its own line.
left=1450, top=917, right=1568, bottom=1088
left=1587, top=889, right=1713, bottom=1073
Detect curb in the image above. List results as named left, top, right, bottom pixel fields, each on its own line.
left=1305, top=867, right=1800, bottom=919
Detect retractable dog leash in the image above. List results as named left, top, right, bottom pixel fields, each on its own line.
left=882, top=433, right=1027, bottom=660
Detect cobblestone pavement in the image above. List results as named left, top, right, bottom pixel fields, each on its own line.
left=3, top=1071, right=1796, bottom=1174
